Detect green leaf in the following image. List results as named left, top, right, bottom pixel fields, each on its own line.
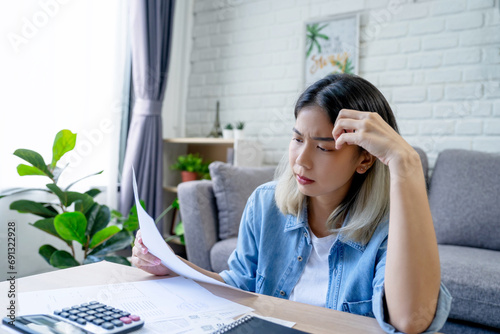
left=73, top=193, right=95, bottom=215
left=39, top=244, right=58, bottom=264
left=54, top=212, right=87, bottom=245
left=122, top=201, right=145, bottom=232
left=10, top=200, right=58, bottom=218
left=85, top=188, right=101, bottom=198
left=86, top=205, right=110, bottom=237
left=89, top=225, right=120, bottom=249
left=49, top=250, right=80, bottom=268
left=51, top=130, right=76, bottom=168
left=174, top=221, right=184, bottom=236
left=14, top=149, right=53, bottom=178
left=88, top=230, right=133, bottom=257
left=17, top=164, right=47, bottom=176
left=64, top=170, right=103, bottom=191
left=46, top=183, right=66, bottom=204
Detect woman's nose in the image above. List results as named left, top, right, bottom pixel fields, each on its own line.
left=296, top=146, right=312, bottom=169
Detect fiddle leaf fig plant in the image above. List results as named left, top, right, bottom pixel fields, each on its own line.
left=0, top=129, right=140, bottom=269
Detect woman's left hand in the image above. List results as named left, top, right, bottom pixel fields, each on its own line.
left=332, top=109, right=418, bottom=177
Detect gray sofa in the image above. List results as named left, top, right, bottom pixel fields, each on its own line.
left=178, top=149, right=500, bottom=333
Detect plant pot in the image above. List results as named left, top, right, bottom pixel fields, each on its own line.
left=181, top=171, right=198, bottom=182
left=222, top=129, right=234, bottom=139
left=234, top=129, right=245, bottom=140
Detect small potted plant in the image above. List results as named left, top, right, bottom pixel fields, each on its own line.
left=170, top=153, right=209, bottom=182
left=234, top=121, right=245, bottom=140
left=222, top=123, right=234, bottom=139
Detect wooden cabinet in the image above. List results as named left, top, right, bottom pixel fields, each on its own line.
left=161, top=137, right=262, bottom=237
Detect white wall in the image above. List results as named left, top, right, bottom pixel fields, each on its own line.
left=184, top=0, right=500, bottom=167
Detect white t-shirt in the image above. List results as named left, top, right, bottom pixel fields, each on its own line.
left=288, top=230, right=336, bottom=307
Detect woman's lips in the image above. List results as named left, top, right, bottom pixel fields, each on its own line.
left=296, top=174, right=314, bottom=185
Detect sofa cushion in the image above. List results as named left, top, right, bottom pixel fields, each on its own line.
left=429, top=149, right=500, bottom=250
left=210, top=237, right=237, bottom=273
left=439, top=245, right=500, bottom=329
left=209, top=162, right=275, bottom=240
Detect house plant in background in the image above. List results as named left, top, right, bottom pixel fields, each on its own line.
left=0, top=129, right=140, bottom=269
left=222, top=123, right=234, bottom=139
left=170, top=153, right=210, bottom=182
left=234, top=121, right=245, bottom=140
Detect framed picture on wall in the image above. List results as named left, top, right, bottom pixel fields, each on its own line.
left=304, top=13, right=360, bottom=88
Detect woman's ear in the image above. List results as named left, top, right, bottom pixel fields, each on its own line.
left=356, top=151, right=376, bottom=174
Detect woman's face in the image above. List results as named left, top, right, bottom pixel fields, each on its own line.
left=289, top=106, right=364, bottom=204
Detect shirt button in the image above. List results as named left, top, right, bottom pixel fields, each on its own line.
left=297, top=256, right=303, bottom=261
left=280, top=291, right=286, bottom=296
left=303, top=232, right=307, bottom=238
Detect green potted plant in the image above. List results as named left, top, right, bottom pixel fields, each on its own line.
left=222, top=123, right=234, bottom=139
left=170, top=153, right=210, bottom=182
left=0, top=129, right=140, bottom=269
left=234, top=121, right=245, bottom=140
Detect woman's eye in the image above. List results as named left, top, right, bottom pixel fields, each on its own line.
left=317, top=146, right=332, bottom=152
left=292, top=137, right=303, bottom=143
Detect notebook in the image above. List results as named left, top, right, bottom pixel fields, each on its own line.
left=212, top=315, right=310, bottom=334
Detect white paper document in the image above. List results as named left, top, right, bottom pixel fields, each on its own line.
left=132, top=168, right=239, bottom=291
left=12, top=277, right=252, bottom=333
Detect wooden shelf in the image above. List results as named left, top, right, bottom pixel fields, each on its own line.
left=163, top=186, right=178, bottom=193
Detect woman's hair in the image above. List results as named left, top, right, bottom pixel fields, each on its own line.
left=274, top=73, right=399, bottom=244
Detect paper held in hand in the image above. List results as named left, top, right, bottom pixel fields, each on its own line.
left=132, top=168, right=240, bottom=290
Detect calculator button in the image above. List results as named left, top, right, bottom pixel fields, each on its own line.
left=88, top=304, right=102, bottom=310
left=80, top=303, right=89, bottom=307
left=101, top=322, right=114, bottom=330
left=62, top=307, right=71, bottom=312
left=92, top=319, right=105, bottom=326
left=71, top=305, right=80, bottom=309
left=78, top=307, right=89, bottom=312
left=68, top=315, right=78, bottom=321
left=111, top=320, right=123, bottom=327
left=60, top=312, right=70, bottom=318
left=76, top=318, right=87, bottom=325
left=87, top=310, right=97, bottom=315
left=96, top=308, right=106, bottom=313
left=89, top=301, right=99, bottom=304
left=104, top=306, right=114, bottom=310
left=85, top=316, right=96, bottom=322
left=119, top=317, right=132, bottom=324
left=129, top=315, right=141, bottom=322
left=112, top=313, right=123, bottom=319
left=76, top=313, right=87, bottom=318
left=120, top=312, right=130, bottom=317
left=53, top=310, right=61, bottom=315
left=103, top=316, right=114, bottom=322
left=95, top=313, right=105, bottom=318
left=68, top=310, right=79, bottom=315
left=104, top=311, right=113, bottom=316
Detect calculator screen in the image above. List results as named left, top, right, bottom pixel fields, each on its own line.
left=17, top=315, right=89, bottom=334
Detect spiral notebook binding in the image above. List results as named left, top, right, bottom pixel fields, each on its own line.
left=212, top=315, right=254, bottom=334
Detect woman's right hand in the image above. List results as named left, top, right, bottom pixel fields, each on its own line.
left=131, top=230, right=170, bottom=276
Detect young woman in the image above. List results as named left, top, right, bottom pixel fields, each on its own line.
left=132, top=74, right=451, bottom=333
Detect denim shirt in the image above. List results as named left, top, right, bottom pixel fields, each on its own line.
left=220, top=182, right=452, bottom=333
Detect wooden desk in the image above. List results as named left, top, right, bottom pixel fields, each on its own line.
left=2, top=261, right=384, bottom=334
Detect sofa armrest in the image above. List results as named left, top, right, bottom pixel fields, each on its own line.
left=177, top=180, right=219, bottom=271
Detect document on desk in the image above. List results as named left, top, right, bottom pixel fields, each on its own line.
left=132, top=169, right=239, bottom=291
left=14, top=276, right=253, bottom=333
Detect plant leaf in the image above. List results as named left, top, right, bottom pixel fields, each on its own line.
left=86, top=205, right=111, bottom=237
left=88, top=226, right=120, bottom=249
left=17, top=164, right=47, bottom=176
left=14, top=149, right=53, bottom=178
left=46, top=183, right=66, bottom=205
left=10, top=200, right=58, bottom=218
left=54, top=212, right=87, bottom=245
left=64, top=170, right=103, bottom=191
left=49, top=250, right=80, bottom=268
left=85, top=188, right=101, bottom=198
left=39, top=244, right=58, bottom=264
left=174, top=221, right=184, bottom=236
left=73, top=193, right=95, bottom=215
left=88, top=230, right=132, bottom=257
left=51, top=130, right=76, bottom=168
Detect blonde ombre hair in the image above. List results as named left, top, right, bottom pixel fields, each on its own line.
left=275, top=74, right=397, bottom=245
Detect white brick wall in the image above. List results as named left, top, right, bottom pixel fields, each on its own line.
left=184, top=0, right=500, bottom=167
